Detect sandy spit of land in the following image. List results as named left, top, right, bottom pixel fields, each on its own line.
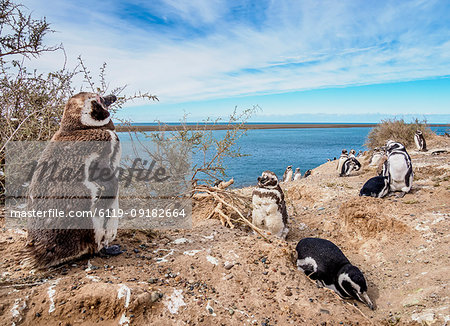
left=115, top=123, right=450, bottom=132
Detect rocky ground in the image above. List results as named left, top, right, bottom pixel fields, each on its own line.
left=0, top=135, right=449, bottom=326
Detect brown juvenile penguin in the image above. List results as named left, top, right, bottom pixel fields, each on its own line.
left=26, top=92, right=121, bottom=268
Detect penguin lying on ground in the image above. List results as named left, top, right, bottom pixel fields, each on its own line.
left=360, top=176, right=389, bottom=198
left=296, top=237, right=374, bottom=310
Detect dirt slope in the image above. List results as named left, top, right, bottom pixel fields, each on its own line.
left=0, top=136, right=449, bottom=326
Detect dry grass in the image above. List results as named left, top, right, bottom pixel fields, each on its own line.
left=365, top=118, right=433, bottom=150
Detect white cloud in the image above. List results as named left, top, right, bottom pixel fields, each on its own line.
left=18, top=0, right=450, bottom=108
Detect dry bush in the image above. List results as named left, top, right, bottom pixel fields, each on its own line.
left=0, top=0, right=157, bottom=205
left=365, top=118, right=433, bottom=150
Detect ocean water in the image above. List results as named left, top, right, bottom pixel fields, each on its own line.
left=118, top=126, right=448, bottom=188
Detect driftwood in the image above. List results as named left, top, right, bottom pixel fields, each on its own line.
left=192, top=179, right=269, bottom=241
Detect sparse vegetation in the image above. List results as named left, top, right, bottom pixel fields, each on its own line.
left=150, top=106, right=260, bottom=186
left=0, top=0, right=157, bottom=205
left=365, top=118, right=433, bottom=150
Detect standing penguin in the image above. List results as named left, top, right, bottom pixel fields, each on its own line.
left=414, top=130, right=427, bottom=152
left=369, top=147, right=385, bottom=167
left=282, top=165, right=293, bottom=183
left=382, top=140, right=413, bottom=197
left=26, top=92, right=121, bottom=268
left=293, top=168, right=302, bottom=181
left=296, top=238, right=374, bottom=310
left=337, top=149, right=348, bottom=173
left=252, top=171, right=289, bottom=239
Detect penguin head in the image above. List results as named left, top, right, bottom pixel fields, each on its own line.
left=286, top=165, right=292, bottom=171
left=385, top=140, right=405, bottom=153
left=341, top=149, right=348, bottom=155
left=60, top=92, right=117, bottom=131
left=338, top=265, right=374, bottom=310
left=295, top=168, right=300, bottom=173
left=416, top=129, right=423, bottom=135
left=257, top=170, right=279, bottom=188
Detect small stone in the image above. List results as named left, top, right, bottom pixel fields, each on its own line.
left=35, top=312, right=41, bottom=317
left=284, top=289, right=292, bottom=296
left=262, top=271, right=268, bottom=275
left=134, top=248, right=140, bottom=253
left=148, top=278, right=157, bottom=284
left=229, top=309, right=234, bottom=316
left=320, top=309, right=330, bottom=314
left=150, top=291, right=160, bottom=303
left=224, top=263, right=234, bottom=270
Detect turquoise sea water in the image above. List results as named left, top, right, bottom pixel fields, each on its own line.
left=118, top=126, right=448, bottom=188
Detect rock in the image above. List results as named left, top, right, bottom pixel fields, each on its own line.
left=150, top=291, right=160, bottom=303
left=224, top=262, right=234, bottom=270
left=284, top=289, right=292, bottom=296
left=229, top=309, right=234, bottom=315
left=411, top=312, right=435, bottom=325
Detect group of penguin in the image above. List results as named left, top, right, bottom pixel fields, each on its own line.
left=359, top=130, right=425, bottom=198
left=252, top=131, right=427, bottom=310
left=281, top=165, right=312, bottom=182
left=24, top=92, right=429, bottom=314
left=252, top=170, right=374, bottom=310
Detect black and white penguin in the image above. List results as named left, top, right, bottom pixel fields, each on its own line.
left=340, top=157, right=361, bottom=177
left=303, top=169, right=312, bottom=178
left=359, top=176, right=389, bottom=198
left=282, top=165, right=293, bottom=183
left=382, top=140, right=413, bottom=197
left=414, top=130, right=427, bottom=152
left=293, top=168, right=301, bottom=181
left=348, top=149, right=356, bottom=158
left=369, top=147, right=385, bottom=167
left=296, top=238, right=374, bottom=310
left=252, top=171, right=288, bottom=239
left=26, top=92, right=121, bottom=268
left=337, top=149, right=348, bottom=173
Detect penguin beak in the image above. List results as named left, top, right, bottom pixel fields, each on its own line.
left=359, top=292, right=375, bottom=310
left=100, top=94, right=117, bottom=108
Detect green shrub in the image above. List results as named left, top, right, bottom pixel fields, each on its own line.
left=365, top=118, right=433, bottom=150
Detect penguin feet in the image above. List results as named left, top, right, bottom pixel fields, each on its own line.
left=396, top=192, right=406, bottom=198
left=316, top=280, right=325, bottom=288
left=99, top=244, right=124, bottom=257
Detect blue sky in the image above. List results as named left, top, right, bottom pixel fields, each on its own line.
left=22, top=0, right=450, bottom=122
